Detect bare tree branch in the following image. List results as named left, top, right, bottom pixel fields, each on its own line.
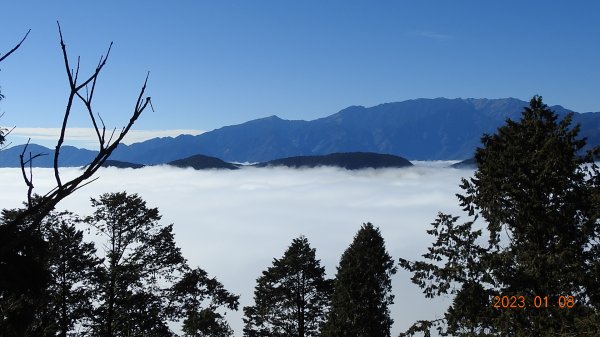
left=19, top=139, right=48, bottom=207
left=0, top=29, right=30, bottom=64
left=0, top=29, right=29, bottom=148
left=7, top=22, right=151, bottom=229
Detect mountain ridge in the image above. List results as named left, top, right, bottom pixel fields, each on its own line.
left=1, top=97, right=598, bottom=167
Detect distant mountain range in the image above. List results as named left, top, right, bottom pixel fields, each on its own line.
left=1, top=98, right=599, bottom=167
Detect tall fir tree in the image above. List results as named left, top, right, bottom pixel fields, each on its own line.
left=44, top=211, right=102, bottom=337
left=323, top=223, right=397, bottom=337
left=243, top=236, right=333, bottom=337
left=399, top=96, right=600, bottom=336
left=86, top=191, right=239, bottom=337
left=86, top=192, right=187, bottom=337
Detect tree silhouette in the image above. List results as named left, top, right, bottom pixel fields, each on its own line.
left=0, top=24, right=152, bottom=334
left=85, top=192, right=239, bottom=337
left=171, top=267, right=240, bottom=337
left=0, top=207, right=101, bottom=337
left=323, top=223, right=397, bottom=337
left=244, top=236, right=333, bottom=337
left=44, top=211, right=102, bottom=337
left=399, top=96, right=600, bottom=336
left=86, top=192, right=186, bottom=337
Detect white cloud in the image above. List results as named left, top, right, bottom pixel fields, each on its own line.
left=0, top=165, right=474, bottom=336
left=3, top=127, right=204, bottom=149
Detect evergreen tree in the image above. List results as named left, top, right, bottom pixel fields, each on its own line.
left=323, top=223, right=397, bottom=337
left=0, top=205, right=50, bottom=337
left=399, top=96, right=600, bottom=336
left=85, top=191, right=239, bottom=337
left=170, top=267, right=240, bottom=337
left=243, top=236, right=333, bottom=337
left=44, top=211, right=102, bottom=337
left=86, top=192, right=187, bottom=337
left=0, top=208, right=101, bottom=337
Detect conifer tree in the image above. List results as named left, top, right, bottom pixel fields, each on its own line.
left=170, top=267, right=240, bottom=337
left=87, top=192, right=187, bottom=337
left=86, top=191, right=239, bottom=337
left=44, top=211, right=102, bottom=337
left=0, top=208, right=101, bottom=337
left=399, top=96, right=600, bottom=336
left=323, top=223, right=397, bottom=337
left=243, top=236, right=333, bottom=337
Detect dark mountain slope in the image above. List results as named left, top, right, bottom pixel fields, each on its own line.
left=258, top=152, right=413, bottom=170
left=167, top=154, right=239, bottom=170
left=101, top=160, right=145, bottom=169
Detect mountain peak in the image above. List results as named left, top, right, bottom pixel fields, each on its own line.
left=2, top=98, right=599, bottom=167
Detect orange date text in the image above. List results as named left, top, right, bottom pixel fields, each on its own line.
left=492, top=295, right=575, bottom=309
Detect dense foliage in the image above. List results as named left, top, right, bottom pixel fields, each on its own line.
left=0, top=193, right=239, bottom=337
left=243, top=236, right=333, bottom=337
left=323, top=223, right=397, bottom=337
left=399, top=96, right=600, bottom=336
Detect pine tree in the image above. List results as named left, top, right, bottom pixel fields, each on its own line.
left=170, top=267, right=240, bottom=337
left=399, top=96, right=600, bottom=336
left=85, top=191, right=239, bottom=337
left=323, top=223, right=397, bottom=337
left=243, top=236, right=333, bottom=337
left=87, top=192, right=187, bottom=337
left=44, top=211, right=102, bottom=337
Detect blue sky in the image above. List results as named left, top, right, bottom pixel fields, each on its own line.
left=1, top=1, right=599, bottom=148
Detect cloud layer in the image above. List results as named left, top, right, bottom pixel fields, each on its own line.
left=2, top=127, right=204, bottom=149
left=0, top=165, right=474, bottom=336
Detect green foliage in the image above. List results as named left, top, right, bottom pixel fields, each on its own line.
left=243, top=236, right=333, bottom=337
left=0, top=203, right=53, bottom=337
left=323, top=223, right=397, bottom=337
left=44, top=211, right=103, bottom=337
left=85, top=191, right=238, bottom=337
left=171, top=267, right=239, bottom=337
left=86, top=192, right=186, bottom=336
left=0, top=191, right=238, bottom=337
left=0, top=207, right=101, bottom=337
left=399, top=96, right=600, bottom=336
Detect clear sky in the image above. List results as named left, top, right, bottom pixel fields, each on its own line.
left=1, top=1, right=599, bottom=148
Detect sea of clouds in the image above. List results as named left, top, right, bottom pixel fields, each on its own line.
left=0, top=163, right=475, bottom=336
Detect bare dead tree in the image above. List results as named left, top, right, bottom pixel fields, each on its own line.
left=13, top=21, right=153, bottom=225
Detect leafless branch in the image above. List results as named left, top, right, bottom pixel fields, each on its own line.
left=8, top=22, right=151, bottom=229
left=0, top=29, right=30, bottom=64
left=19, top=139, right=48, bottom=207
